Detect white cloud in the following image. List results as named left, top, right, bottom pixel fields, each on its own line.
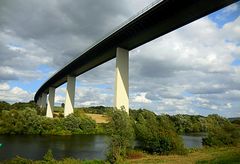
left=132, top=92, right=152, bottom=103
left=222, top=17, right=240, bottom=42
left=81, top=101, right=99, bottom=106
left=0, top=84, right=33, bottom=103
left=222, top=3, right=239, bottom=14
left=0, top=82, right=10, bottom=90
left=225, top=103, right=232, bottom=109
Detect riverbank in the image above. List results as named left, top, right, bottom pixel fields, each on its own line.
left=2, top=146, right=239, bottom=163
left=126, top=146, right=240, bottom=164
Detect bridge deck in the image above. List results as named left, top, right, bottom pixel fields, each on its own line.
left=34, top=0, right=238, bottom=102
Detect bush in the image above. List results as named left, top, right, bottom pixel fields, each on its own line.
left=63, top=114, right=82, bottom=132
left=0, top=108, right=99, bottom=135
left=232, top=119, right=240, bottom=126
left=0, top=101, right=11, bottom=111
left=43, top=149, right=55, bottom=162
left=0, top=109, right=44, bottom=135
left=107, top=109, right=135, bottom=163
left=2, top=156, right=33, bottom=164
left=74, top=111, right=97, bottom=134
left=132, top=109, right=186, bottom=155
left=203, top=115, right=240, bottom=146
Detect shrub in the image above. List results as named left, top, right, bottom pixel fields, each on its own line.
left=0, top=101, right=11, bottom=111
left=2, top=156, right=33, bottom=164
left=132, top=109, right=186, bottom=155
left=107, top=109, right=135, bottom=163
left=203, top=114, right=240, bottom=146
left=43, top=149, right=55, bottom=162
left=63, top=114, right=82, bottom=132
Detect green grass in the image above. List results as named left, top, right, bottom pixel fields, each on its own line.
left=126, top=146, right=240, bottom=164
left=2, top=146, right=240, bottom=164
left=196, top=151, right=240, bottom=164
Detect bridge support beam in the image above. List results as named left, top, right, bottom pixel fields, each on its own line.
left=46, top=87, right=55, bottom=118
left=37, top=96, right=42, bottom=106
left=114, top=47, right=129, bottom=114
left=40, top=93, right=47, bottom=108
left=64, top=76, right=76, bottom=117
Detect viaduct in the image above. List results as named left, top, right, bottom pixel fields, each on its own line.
left=34, top=0, right=238, bottom=117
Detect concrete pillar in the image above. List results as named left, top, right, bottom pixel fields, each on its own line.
left=37, top=96, right=42, bottom=106
left=46, top=87, right=55, bottom=118
left=114, top=47, right=129, bottom=114
left=40, top=93, right=47, bottom=108
left=64, top=76, right=76, bottom=117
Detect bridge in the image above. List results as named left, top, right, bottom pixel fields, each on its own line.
left=34, top=0, right=238, bottom=117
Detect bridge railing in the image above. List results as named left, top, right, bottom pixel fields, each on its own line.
left=98, top=0, right=163, bottom=43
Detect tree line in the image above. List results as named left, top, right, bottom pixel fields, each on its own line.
left=0, top=101, right=239, bottom=163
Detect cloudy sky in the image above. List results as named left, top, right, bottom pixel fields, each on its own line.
left=0, top=0, right=239, bottom=117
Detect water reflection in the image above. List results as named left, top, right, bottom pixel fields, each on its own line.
left=0, top=135, right=109, bottom=161
left=181, top=133, right=206, bottom=148
left=0, top=134, right=205, bottom=160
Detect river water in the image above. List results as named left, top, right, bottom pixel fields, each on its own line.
left=0, top=134, right=205, bottom=161
left=181, top=133, right=206, bottom=148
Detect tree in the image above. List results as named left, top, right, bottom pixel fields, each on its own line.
left=0, top=101, right=11, bottom=111
left=107, top=109, right=135, bottom=163
left=203, top=114, right=240, bottom=146
left=132, top=109, right=185, bottom=155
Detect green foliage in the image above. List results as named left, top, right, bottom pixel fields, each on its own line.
left=0, top=108, right=98, bottom=135
left=73, top=111, right=96, bottom=133
left=2, top=156, right=33, bottom=164
left=0, top=101, right=11, bottom=111
left=203, top=114, right=240, bottom=147
left=63, top=114, right=82, bottom=132
left=1, top=101, right=239, bottom=161
left=107, top=109, right=135, bottom=163
left=169, top=114, right=207, bottom=134
left=81, top=160, right=107, bottom=164
left=11, top=101, right=37, bottom=110
left=2, top=155, right=106, bottom=164
left=231, top=119, right=240, bottom=126
left=132, top=109, right=186, bottom=155
left=0, top=109, right=46, bottom=135
left=43, top=149, right=55, bottom=162
left=196, top=150, right=240, bottom=164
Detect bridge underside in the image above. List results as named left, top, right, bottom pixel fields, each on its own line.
left=34, top=0, right=238, bottom=117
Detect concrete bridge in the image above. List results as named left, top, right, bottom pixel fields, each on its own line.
left=34, top=0, right=238, bottom=117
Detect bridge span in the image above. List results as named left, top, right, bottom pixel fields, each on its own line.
left=34, top=0, right=238, bottom=117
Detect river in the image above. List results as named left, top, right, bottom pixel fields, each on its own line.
left=0, top=134, right=205, bottom=161
left=181, top=133, right=206, bottom=148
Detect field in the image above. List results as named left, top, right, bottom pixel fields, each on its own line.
left=85, top=113, right=110, bottom=123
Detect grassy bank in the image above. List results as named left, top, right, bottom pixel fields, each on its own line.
left=126, top=146, right=240, bottom=164
left=2, top=146, right=239, bottom=164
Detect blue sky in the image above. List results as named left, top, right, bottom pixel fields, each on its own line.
left=0, top=0, right=239, bottom=117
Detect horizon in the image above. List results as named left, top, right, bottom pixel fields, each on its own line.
left=2, top=100, right=240, bottom=119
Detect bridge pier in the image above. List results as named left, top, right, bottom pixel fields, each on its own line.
left=46, top=87, right=55, bottom=118
left=64, top=76, right=76, bottom=117
left=114, top=47, right=129, bottom=114
left=40, top=93, right=47, bottom=108
left=37, top=96, right=42, bottom=106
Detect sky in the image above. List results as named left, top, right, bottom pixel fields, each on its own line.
left=0, top=0, right=240, bottom=117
